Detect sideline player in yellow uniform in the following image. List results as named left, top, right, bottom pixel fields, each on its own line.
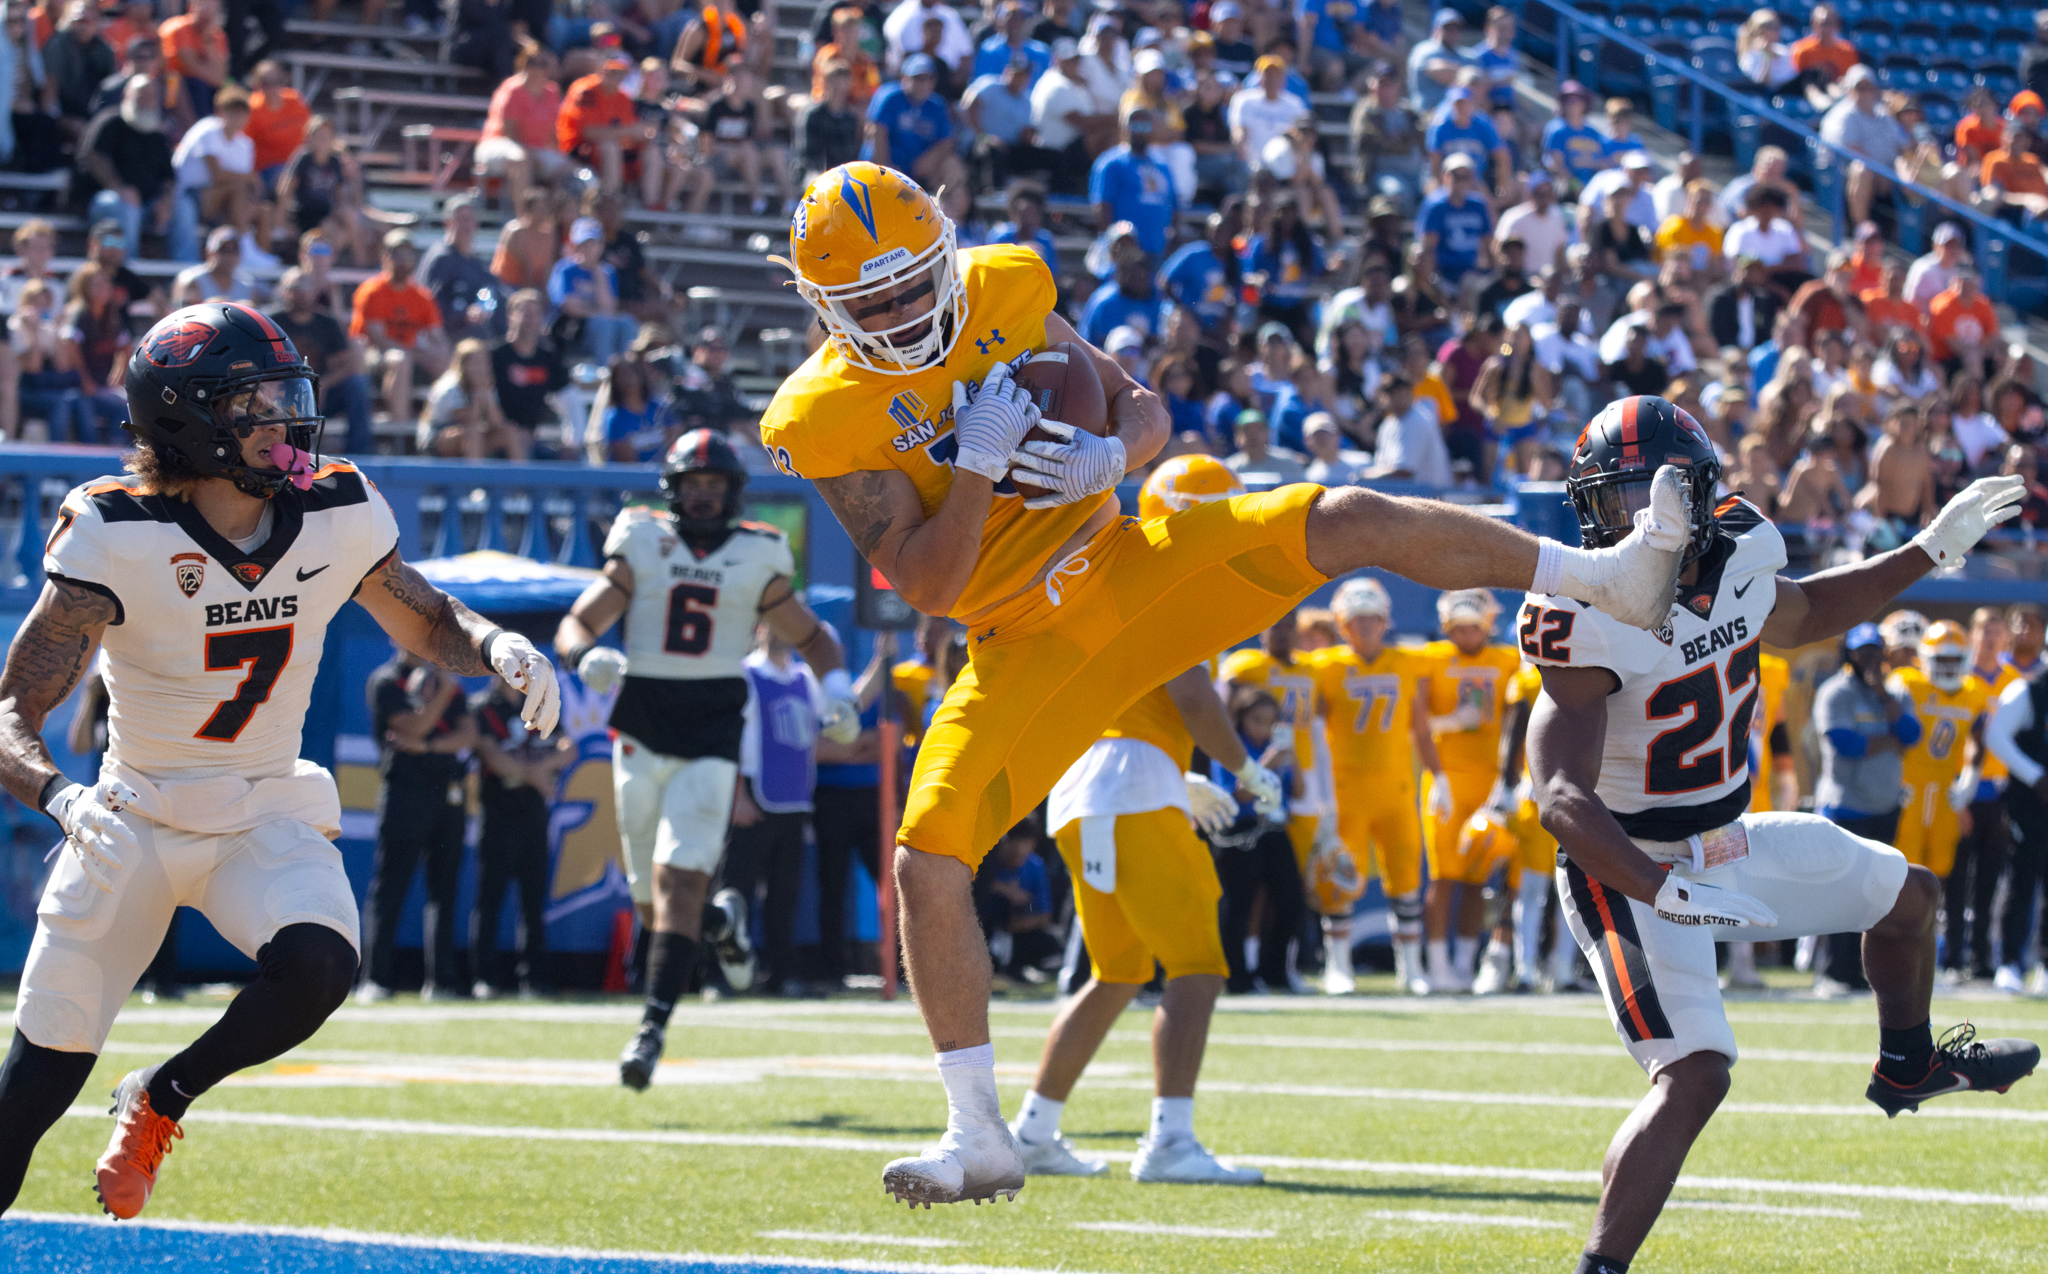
left=1888, top=622, right=1990, bottom=880
left=761, top=161, right=1689, bottom=1206
left=1006, top=458, right=1267, bottom=1186
left=1219, top=609, right=1328, bottom=876
left=1312, top=578, right=1442, bottom=995
left=1419, top=590, right=1523, bottom=992
left=1947, top=607, right=2017, bottom=981
left=1469, top=662, right=1575, bottom=992
left=1723, top=647, right=1794, bottom=989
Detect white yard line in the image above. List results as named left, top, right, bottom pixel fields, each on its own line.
left=1665, top=1200, right=1863, bottom=1219
left=1070, top=1222, right=1276, bottom=1239
left=757, top=1231, right=964, bottom=1249
left=0, top=1210, right=1097, bottom=1274
left=56, top=1107, right=2048, bottom=1212
left=1354, top=1209, right=1572, bottom=1230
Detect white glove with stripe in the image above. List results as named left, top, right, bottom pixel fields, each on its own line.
left=1233, top=758, right=1284, bottom=820
left=950, top=363, right=1038, bottom=483
left=1009, top=420, right=1128, bottom=510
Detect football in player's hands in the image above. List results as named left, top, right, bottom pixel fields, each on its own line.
left=948, top=362, right=1037, bottom=482
left=1007, top=343, right=1108, bottom=502
left=1653, top=873, right=1778, bottom=929
left=577, top=646, right=629, bottom=695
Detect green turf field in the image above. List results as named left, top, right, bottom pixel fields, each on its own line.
left=8, top=973, right=2047, bottom=1273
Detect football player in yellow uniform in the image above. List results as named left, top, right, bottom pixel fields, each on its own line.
left=760, top=161, right=1689, bottom=1206
left=1879, top=609, right=1928, bottom=672
left=1947, top=607, right=2016, bottom=981
left=1218, top=608, right=1329, bottom=877
left=1889, top=621, right=1990, bottom=882
left=1312, top=577, right=1443, bottom=994
left=1723, top=648, right=1794, bottom=990
left=1419, top=589, right=1523, bottom=992
left=1491, top=662, right=1577, bottom=991
left=1006, top=458, right=1266, bottom=1186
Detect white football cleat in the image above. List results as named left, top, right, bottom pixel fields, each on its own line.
left=1010, top=1129, right=1109, bottom=1177
left=883, top=1117, right=1025, bottom=1207
left=1321, top=932, right=1356, bottom=995
left=1471, top=941, right=1512, bottom=996
left=1993, top=964, right=2027, bottom=994
left=1130, top=1134, right=1264, bottom=1185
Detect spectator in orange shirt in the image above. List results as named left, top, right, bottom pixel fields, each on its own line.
left=1859, top=260, right=1925, bottom=339
left=159, top=0, right=227, bottom=117
left=1845, top=219, right=1886, bottom=295
left=479, top=42, right=569, bottom=207
left=1789, top=3, right=1858, bottom=88
left=1926, top=270, right=1999, bottom=377
left=559, top=55, right=666, bottom=205
left=351, top=230, right=450, bottom=426
left=1955, top=86, right=2005, bottom=162
left=245, top=60, right=309, bottom=185
left=814, top=6, right=880, bottom=111
left=1979, top=118, right=2048, bottom=223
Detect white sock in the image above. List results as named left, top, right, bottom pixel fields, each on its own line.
left=936, top=1042, right=1000, bottom=1125
left=1453, top=937, right=1478, bottom=980
left=1014, top=1089, right=1062, bottom=1143
left=1727, top=941, right=1757, bottom=978
left=1150, top=1096, right=1194, bottom=1141
left=1516, top=873, right=1550, bottom=980
left=1531, top=538, right=1565, bottom=595
left=1427, top=939, right=1451, bottom=978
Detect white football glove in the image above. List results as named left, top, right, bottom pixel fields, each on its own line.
left=1184, top=772, right=1238, bottom=835
left=1233, top=757, right=1284, bottom=820
left=1426, top=772, right=1455, bottom=819
left=489, top=631, right=561, bottom=737
left=1654, top=873, right=1779, bottom=929
left=45, top=780, right=139, bottom=894
left=1483, top=779, right=1516, bottom=817
left=576, top=646, right=629, bottom=695
left=950, top=362, right=1039, bottom=483
left=1949, top=767, right=1979, bottom=812
left=1009, top=419, right=1129, bottom=510
left=1269, top=722, right=1295, bottom=753
left=1431, top=704, right=1485, bottom=733
left=818, top=696, right=861, bottom=746
left=1912, top=475, right=2027, bottom=568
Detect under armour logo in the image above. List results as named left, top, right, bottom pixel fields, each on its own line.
left=975, top=329, right=1005, bottom=355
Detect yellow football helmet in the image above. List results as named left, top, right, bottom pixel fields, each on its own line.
left=1458, top=809, right=1515, bottom=869
left=773, top=162, right=968, bottom=376
left=1919, top=619, right=1969, bottom=691
left=1880, top=609, right=1929, bottom=652
left=1139, top=453, right=1245, bottom=520
left=1306, top=838, right=1365, bottom=917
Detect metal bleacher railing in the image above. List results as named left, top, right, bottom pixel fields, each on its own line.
left=1516, top=0, right=2048, bottom=305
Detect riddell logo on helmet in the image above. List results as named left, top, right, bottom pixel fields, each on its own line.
left=860, top=247, right=912, bottom=278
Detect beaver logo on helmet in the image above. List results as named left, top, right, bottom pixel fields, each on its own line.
left=143, top=318, right=217, bottom=368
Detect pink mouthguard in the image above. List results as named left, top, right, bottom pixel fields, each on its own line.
left=269, top=443, right=316, bottom=491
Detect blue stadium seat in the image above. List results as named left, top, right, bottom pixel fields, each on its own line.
left=1879, top=60, right=1923, bottom=90
left=1915, top=1, right=1962, bottom=26
left=1976, top=64, right=2020, bottom=98
left=1836, top=0, right=1873, bottom=25
left=1957, top=1, right=2004, bottom=29
left=1920, top=96, right=1961, bottom=137
left=1868, top=0, right=1916, bottom=24
left=1706, top=7, right=1749, bottom=36
left=1896, top=28, right=1944, bottom=62
left=1989, top=37, right=2026, bottom=65
left=1922, top=62, right=1976, bottom=98
left=1614, top=7, right=1662, bottom=40
left=1691, top=34, right=1742, bottom=83
left=1947, top=35, right=1992, bottom=63
left=1660, top=12, right=1707, bottom=41
left=1857, top=27, right=1899, bottom=57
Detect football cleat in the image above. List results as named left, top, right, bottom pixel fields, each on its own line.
left=1993, top=964, right=2027, bottom=994
left=94, top=1067, right=182, bottom=1220
left=1129, top=1134, right=1264, bottom=1185
left=1865, top=1023, right=2041, bottom=1118
left=619, top=1023, right=665, bottom=1091
left=1471, top=940, right=1513, bottom=997
left=705, top=887, right=756, bottom=992
left=883, top=1117, right=1025, bottom=1207
left=1321, top=932, right=1356, bottom=996
left=353, top=981, right=392, bottom=1005
left=1010, top=1129, right=1110, bottom=1177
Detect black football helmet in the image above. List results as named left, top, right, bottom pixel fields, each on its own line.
left=124, top=303, right=324, bottom=499
left=1566, top=395, right=1722, bottom=563
left=659, top=428, right=749, bottom=540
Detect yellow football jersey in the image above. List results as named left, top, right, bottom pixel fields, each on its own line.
left=893, top=658, right=939, bottom=746
left=1219, top=646, right=1324, bottom=770
left=1103, top=656, right=1218, bottom=771
left=1749, top=651, right=1791, bottom=812
left=1976, top=662, right=2020, bottom=782
left=1420, top=642, right=1522, bottom=774
left=758, top=244, right=1106, bottom=619
left=1312, top=644, right=1432, bottom=773
left=1891, top=668, right=1991, bottom=787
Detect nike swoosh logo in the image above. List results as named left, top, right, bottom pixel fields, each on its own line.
left=1733, top=580, right=1753, bottom=598
left=296, top=565, right=330, bottom=582
left=170, top=1080, right=196, bottom=1099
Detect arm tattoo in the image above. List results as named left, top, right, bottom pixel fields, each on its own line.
left=0, top=579, right=116, bottom=806
left=818, top=470, right=899, bottom=558
left=375, top=557, right=494, bottom=676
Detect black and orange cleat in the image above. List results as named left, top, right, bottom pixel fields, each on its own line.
left=93, top=1067, right=183, bottom=1219
left=1866, top=1022, right=2041, bottom=1118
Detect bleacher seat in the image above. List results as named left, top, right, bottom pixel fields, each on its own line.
left=1868, top=0, right=1916, bottom=25
left=1947, top=35, right=1992, bottom=63
left=1916, top=0, right=1962, bottom=25
left=1837, top=0, right=1873, bottom=24
left=1988, top=36, right=2025, bottom=65
left=1957, top=0, right=2003, bottom=27
left=1614, top=7, right=1661, bottom=40
left=1922, top=63, right=1976, bottom=99
left=1879, top=60, right=1921, bottom=90
left=1977, top=65, right=2020, bottom=98
left=1921, top=96, right=1961, bottom=136
left=1896, top=28, right=1944, bottom=62
left=1690, top=34, right=1741, bottom=85
left=1705, top=6, right=1748, bottom=35
left=1855, top=26, right=1898, bottom=58
left=1660, top=11, right=1707, bottom=41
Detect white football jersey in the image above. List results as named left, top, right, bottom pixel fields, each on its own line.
left=1520, top=498, right=1787, bottom=840
left=44, top=465, right=399, bottom=783
left=604, top=507, right=796, bottom=681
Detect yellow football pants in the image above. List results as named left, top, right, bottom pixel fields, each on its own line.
left=1287, top=813, right=1319, bottom=872
left=902, top=485, right=1326, bottom=866
left=1895, top=778, right=1960, bottom=878
left=1332, top=771, right=1423, bottom=898
left=1423, top=768, right=1506, bottom=885
left=1505, top=798, right=1557, bottom=887
left=1053, top=806, right=1230, bottom=984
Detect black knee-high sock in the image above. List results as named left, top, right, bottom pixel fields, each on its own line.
left=0, top=1032, right=98, bottom=1214
left=642, top=932, right=698, bottom=1028
left=147, top=924, right=357, bottom=1122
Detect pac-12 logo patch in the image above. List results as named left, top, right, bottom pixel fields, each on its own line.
left=143, top=318, right=215, bottom=368
left=171, top=551, right=206, bottom=597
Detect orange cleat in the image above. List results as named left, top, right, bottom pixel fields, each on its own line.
left=93, top=1067, right=182, bottom=1220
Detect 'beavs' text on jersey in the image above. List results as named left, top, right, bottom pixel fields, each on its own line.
left=758, top=245, right=1109, bottom=618
left=602, top=506, right=795, bottom=762
left=44, top=466, right=399, bottom=781
left=1520, top=498, right=1787, bottom=840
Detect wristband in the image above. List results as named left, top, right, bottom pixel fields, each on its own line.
left=821, top=668, right=853, bottom=700
left=564, top=642, right=595, bottom=669
left=37, top=773, right=65, bottom=815
left=481, top=627, right=507, bottom=667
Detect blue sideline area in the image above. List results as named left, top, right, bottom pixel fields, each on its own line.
left=0, top=1215, right=921, bottom=1274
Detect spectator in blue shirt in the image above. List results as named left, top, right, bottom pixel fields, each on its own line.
left=597, top=353, right=673, bottom=462
left=1079, top=255, right=1164, bottom=346
left=1267, top=360, right=1329, bottom=453
left=1357, top=0, right=1405, bottom=58
left=547, top=218, right=640, bottom=364
left=1241, top=194, right=1325, bottom=348
left=1417, top=153, right=1494, bottom=288
left=1298, top=0, right=1363, bottom=92
left=1473, top=5, right=1519, bottom=108
left=1426, top=86, right=1509, bottom=192
left=1158, top=210, right=1239, bottom=333
left=1541, top=79, right=1608, bottom=193
left=965, top=56, right=1047, bottom=190
left=976, top=820, right=1061, bottom=980
left=1090, top=108, right=1178, bottom=259
left=987, top=182, right=1058, bottom=270
left=970, top=1, right=1051, bottom=88
left=862, top=53, right=966, bottom=192
left=1407, top=8, right=1472, bottom=115
left=1601, top=95, right=1648, bottom=157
